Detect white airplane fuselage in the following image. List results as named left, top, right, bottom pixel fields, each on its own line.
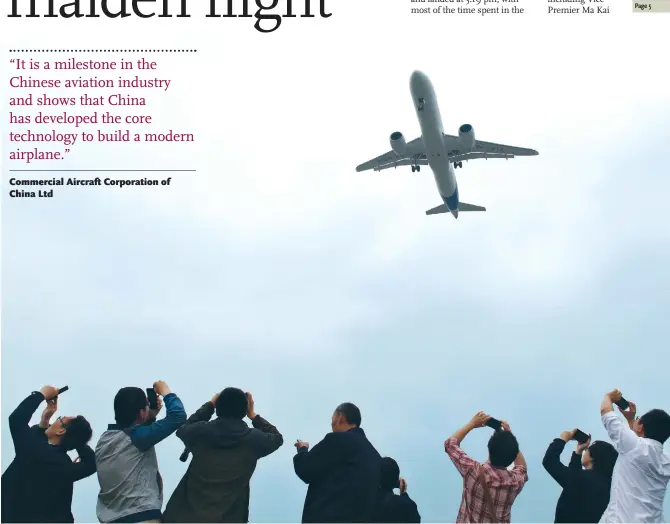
left=409, top=71, right=460, bottom=218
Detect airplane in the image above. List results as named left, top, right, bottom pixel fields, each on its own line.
left=355, top=70, right=539, bottom=218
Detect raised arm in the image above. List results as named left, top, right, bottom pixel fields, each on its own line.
left=39, top=398, right=57, bottom=429
left=245, top=393, right=283, bottom=458
left=450, top=411, right=489, bottom=445
left=514, top=449, right=527, bottom=471
left=9, top=387, right=58, bottom=452
left=602, top=411, right=639, bottom=454
left=542, top=435, right=574, bottom=487
left=569, top=435, right=590, bottom=470
left=445, top=413, right=490, bottom=477
left=600, top=390, right=617, bottom=416
left=9, top=392, right=44, bottom=441
left=249, top=416, right=283, bottom=458
left=622, top=401, right=637, bottom=430
left=175, top=398, right=217, bottom=448
left=132, top=387, right=187, bottom=452
left=601, top=390, right=638, bottom=454
left=499, top=420, right=528, bottom=484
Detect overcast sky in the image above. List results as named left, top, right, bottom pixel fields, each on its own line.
left=2, top=1, right=669, bottom=521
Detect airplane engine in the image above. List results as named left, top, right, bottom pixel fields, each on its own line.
left=458, top=124, right=475, bottom=151
left=390, top=131, right=406, bottom=156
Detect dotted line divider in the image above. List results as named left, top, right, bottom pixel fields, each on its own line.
left=8, top=49, right=198, bottom=53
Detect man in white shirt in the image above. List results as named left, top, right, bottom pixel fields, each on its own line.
left=599, top=389, right=670, bottom=523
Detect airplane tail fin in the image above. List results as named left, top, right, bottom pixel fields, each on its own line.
left=459, top=202, right=486, bottom=212
left=425, top=202, right=486, bottom=215
left=426, top=204, right=449, bottom=215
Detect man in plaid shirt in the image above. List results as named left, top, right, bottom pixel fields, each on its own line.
left=445, top=412, right=528, bottom=523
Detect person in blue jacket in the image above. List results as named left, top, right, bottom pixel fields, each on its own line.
left=94, top=380, right=187, bottom=523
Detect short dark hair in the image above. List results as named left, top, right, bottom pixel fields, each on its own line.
left=215, top=387, right=248, bottom=419
left=335, top=402, right=361, bottom=427
left=61, top=416, right=93, bottom=451
left=639, top=409, right=670, bottom=444
left=588, top=440, right=618, bottom=479
left=114, top=387, right=148, bottom=427
left=488, top=430, right=519, bottom=468
left=379, top=457, right=400, bottom=490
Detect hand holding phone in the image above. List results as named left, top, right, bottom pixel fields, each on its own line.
left=146, top=388, right=159, bottom=410
left=573, top=429, right=590, bottom=444
left=57, top=386, right=69, bottom=396
left=485, top=417, right=502, bottom=431
left=614, top=396, right=630, bottom=410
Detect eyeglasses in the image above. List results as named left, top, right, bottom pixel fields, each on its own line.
left=57, top=416, right=68, bottom=429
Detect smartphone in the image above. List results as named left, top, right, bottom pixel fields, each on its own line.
left=614, top=397, right=630, bottom=410
left=486, top=417, right=502, bottom=431
left=57, top=386, right=69, bottom=395
left=146, top=388, right=159, bottom=410
left=574, top=429, right=590, bottom=444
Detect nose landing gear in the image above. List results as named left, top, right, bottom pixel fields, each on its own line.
left=417, top=97, right=425, bottom=112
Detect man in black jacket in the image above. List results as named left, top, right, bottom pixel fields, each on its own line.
left=294, top=402, right=382, bottom=523
left=372, top=457, right=421, bottom=523
left=1, top=385, right=96, bottom=523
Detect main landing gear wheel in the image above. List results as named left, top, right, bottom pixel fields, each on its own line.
left=411, top=165, right=421, bottom=173
left=454, top=161, right=462, bottom=168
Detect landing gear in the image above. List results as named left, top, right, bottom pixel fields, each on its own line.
left=454, top=161, right=463, bottom=169
left=411, top=164, right=421, bottom=173
left=417, top=97, right=425, bottom=112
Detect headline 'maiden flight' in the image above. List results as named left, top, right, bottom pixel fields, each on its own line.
left=8, top=0, right=332, bottom=33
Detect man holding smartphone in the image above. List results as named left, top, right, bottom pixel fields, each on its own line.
left=94, top=381, right=186, bottom=523
left=1, top=385, right=96, bottom=523
left=599, top=389, right=670, bottom=523
left=444, top=411, right=528, bottom=523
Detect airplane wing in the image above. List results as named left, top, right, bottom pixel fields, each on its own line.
left=364, top=158, right=430, bottom=172
left=448, top=151, right=514, bottom=162
left=443, top=134, right=538, bottom=158
left=355, top=137, right=425, bottom=172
